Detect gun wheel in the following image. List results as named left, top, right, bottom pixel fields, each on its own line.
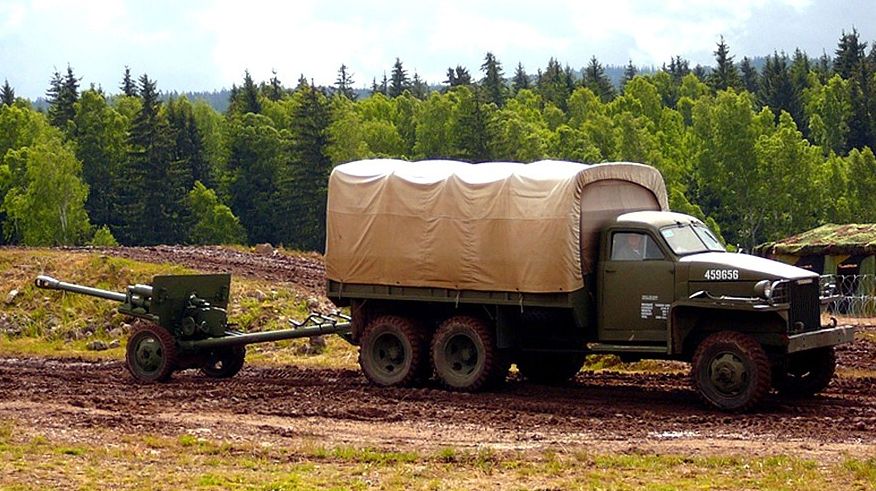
left=691, top=331, right=771, bottom=412
left=201, top=346, right=247, bottom=379
left=125, top=323, right=178, bottom=383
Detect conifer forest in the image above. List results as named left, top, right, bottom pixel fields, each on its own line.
left=2, top=31, right=876, bottom=253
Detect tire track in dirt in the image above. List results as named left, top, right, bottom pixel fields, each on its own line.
left=0, top=356, right=873, bottom=448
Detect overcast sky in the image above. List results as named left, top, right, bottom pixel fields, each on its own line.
left=1, top=0, right=875, bottom=99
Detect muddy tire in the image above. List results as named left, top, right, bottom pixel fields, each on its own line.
left=691, top=331, right=771, bottom=411
left=200, top=346, right=247, bottom=379
left=517, top=351, right=586, bottom=385
left=359, top=315, right=426, bottom=387
left=773, top=347, right=836, bottom=397
left=126, top=323, right=178, bottom=383
left=431, top=316, right=496, bottom=391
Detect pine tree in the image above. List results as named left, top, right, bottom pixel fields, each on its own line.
left=692, top=64, right=707, bottom=81
left=389, top=58, right=410, bottom=97
left=538, top=58, right=571, bottom=109
left=45, top=70, right=62, bottom=112
left=120, top=66, right=137, bottom=97
left=118, top=74, right=187, bottom=245
left=277, top=85, right=332, bottom=250
left=665, top=56, right=690, bottom=83
left=739, top=57, right=759, bottom=94
left=72, top=89, right=127, bottom=231
left=833, top=30, right=875, bottom=150
left=225, top=112, right=284, bottom=244
left=512, top=62, right=530, bottom=93
left=480, top=52, right=505, bottom=106
left=228, top=84, right=239, bottom=110
left=444, top=66, right=471, bottom=89
left=47, top=64, right=79, bottom=130
left=563, top=64, right=577, bottom=101
left=582, top=56, right=615, bottom=102
left=1, top=80, right=14, bottom=105
left=834, top=29, right=867, bottom=79
left=759, top=52, right=797, bottom=123
left=167, top=97, right=210, bottom=190
left=708, top=36, right=741, bottom=92
left=335, top=64, right=356, bottom=100
left=451, top=86, right=491, bottom=162
left=233, top=70, right=262, bottom=114
left=814, top=51, right=832, bottom=84
left=411, top=72, right=429, bottom=99
left=265, top=69, right=284, bottom=101
left=789, top=48, right=812, bottom=135
left=297, top=73, right=309, bottom=90
left=621, top=60, right=637, bottom=91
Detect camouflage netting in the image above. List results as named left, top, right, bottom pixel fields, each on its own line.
left=755, top=224, right=876, bottom=256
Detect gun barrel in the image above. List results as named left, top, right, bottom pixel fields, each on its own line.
left=35, top=275, right=128, bottom=303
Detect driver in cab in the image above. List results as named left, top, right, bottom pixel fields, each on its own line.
left=613, top=233, right=645, bottom=261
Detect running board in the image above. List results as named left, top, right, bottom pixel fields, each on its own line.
left=587, top=343, right=669, bottom=354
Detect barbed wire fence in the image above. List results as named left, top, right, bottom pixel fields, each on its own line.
left=822, top=274, right=876, bottom=327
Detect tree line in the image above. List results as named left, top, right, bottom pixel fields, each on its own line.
left=1, top=29, right=876, bottom=252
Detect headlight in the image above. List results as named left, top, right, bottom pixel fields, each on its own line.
left=754, top=279, right=772, bottom=300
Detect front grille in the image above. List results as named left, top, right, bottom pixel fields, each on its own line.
left=789, top=280, right=820, bottom=333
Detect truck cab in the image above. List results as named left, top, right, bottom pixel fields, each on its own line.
left=595, top=211, right=855, bottom=409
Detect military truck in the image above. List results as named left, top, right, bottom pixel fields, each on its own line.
left=324, top=159, right=855, bottom=411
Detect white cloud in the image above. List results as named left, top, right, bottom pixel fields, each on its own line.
left=0, top=2, right=26, bottom=35
left=0, top=0, right=866, bottom=98
left=567, top=0, right=814, bottom=65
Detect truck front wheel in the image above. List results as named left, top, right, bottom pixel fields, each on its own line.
left=691, top=331, right=771, bottom=411
left=773, top=347, right=836, bottom=397
left=431, top=316, right=496, bottom=391
left=359, top=315, right=427, bottom=387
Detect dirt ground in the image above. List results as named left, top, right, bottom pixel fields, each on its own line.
left=2, top=245, right=875, bottom=462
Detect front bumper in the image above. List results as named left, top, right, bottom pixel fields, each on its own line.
left=787, top=325, right=856, bottom=353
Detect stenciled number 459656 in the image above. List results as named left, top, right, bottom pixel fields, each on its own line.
left=704, top=269, right=739, bottom=280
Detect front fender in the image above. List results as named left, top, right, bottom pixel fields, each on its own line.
left=669, top=296, right=788, bottom=356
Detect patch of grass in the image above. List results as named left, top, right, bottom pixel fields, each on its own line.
left=177, top=434, right=198, bottom=447
left=0, top=420, right=870, bottom=491
left=57, top=446, right=86, bottom=456
left=435, top=447, right=459, bottom=463
left=582, top=354, right=687, bottom=374
left=329, top=446, right=419, bottom=465
left=0, top=420, right=12, bottom=444
left=843, top=457, right=876, bottom=486
left=0, top=335, right=124, bottom=360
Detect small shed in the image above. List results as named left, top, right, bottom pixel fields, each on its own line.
left=755, top=224, right=876, bottom=299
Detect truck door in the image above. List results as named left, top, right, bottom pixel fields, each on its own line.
left=598, top=231, right=675, bottom=343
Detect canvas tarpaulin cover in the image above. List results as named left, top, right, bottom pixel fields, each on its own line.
left=325, top=159, right=668, bottom=293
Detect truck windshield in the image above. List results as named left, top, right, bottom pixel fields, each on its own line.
left=660, top=223, right=725, bottom=255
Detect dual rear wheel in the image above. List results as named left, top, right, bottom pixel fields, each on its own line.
left=358, top=314, right=506, bottom=391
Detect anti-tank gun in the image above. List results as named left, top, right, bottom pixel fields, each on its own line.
left=35, top=274, right=351, bottom=383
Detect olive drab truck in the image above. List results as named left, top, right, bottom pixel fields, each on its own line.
left=325, top=159, right=856, bottom=411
